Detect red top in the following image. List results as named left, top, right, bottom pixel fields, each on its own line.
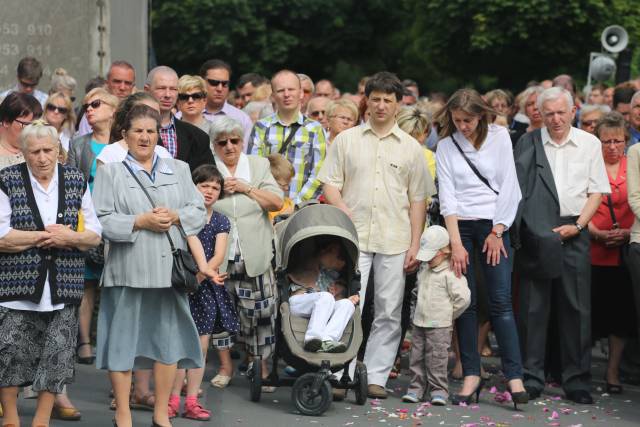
left=590, top=156, right=633, bottom=266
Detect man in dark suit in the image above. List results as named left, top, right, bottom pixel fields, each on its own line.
left=513, top=87, right=610, bottom=405
left=144, top=66, right=214, bottom=170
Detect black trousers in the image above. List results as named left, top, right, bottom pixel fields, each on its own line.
left=518, top=229, right=592, bottom=393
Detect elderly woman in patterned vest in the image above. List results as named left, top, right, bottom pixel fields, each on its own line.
left=0, top=120, right=102, bottom=427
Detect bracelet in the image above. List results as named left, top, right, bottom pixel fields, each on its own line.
left=246, top=186, right=254, bottom=195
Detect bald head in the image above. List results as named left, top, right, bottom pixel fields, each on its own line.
left=271, top=70, right=302, bottom=116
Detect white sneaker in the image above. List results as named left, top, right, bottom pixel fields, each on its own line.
left=402, top=392, right=420, bottom=403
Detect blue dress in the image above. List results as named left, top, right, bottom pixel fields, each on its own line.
left=188, top=211, right=240, bottom=340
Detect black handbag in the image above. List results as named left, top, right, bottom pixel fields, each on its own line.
left=122, top=161, right=200, bottom=293
left=451, top=135, right=499, bottom=195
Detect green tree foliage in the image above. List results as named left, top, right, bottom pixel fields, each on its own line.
left=151, top=0, right=639, bottom=93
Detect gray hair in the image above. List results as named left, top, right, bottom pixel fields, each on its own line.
left=20, top=120, right=59, bottom=151
left=517, top=86, right=544, bottom=113
left=298, top=73, right=314, bottom=92
left=580, top=103, right=611, bottom=117
left=145, top=65, right=178, bottom=87
left=208, top=116, right=244, bottom=147
left=631, top=90, right=640, bottom=106
left=537, top=87, right=574, bottom=112
left=50, top=68, right=77, bottom=94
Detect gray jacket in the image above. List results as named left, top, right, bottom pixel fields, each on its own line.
left=512, top=129, right=564, bottom=279
left=93, top=157, right=206, bottom=288
left=67, top=133, right=96, bottom=183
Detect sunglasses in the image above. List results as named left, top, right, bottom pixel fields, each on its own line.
left=46, top=104, right=69, bottom=115
left=19, top=79, right=38, bottom=89
left=215, top=137, right=242, bottom=147
left=207, top=79, right=230, bottom=88
left=581, top=120, right=598, bottom=127
left=178, top=92, right=206, bottom=101
left=83, top=99, right=107, bottom=110
left=309, top=110, right=325, bottom=118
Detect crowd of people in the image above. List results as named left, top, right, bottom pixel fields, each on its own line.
left=1, top=54, right=640, bottom=427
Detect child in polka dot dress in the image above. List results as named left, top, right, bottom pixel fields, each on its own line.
left=169, top=165, right=239, bottom=421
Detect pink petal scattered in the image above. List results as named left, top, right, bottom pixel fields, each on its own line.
left=371, top=399, right=381, bottom=406
left=550, top=410, right=559, bottom=420
left=494, top=391, right=512, bottom=403
left=561, top=408, right=572, bottom=414
left=470, top=405, right=480, bottom=410
left=550, top=395, right=562, bottom=401
left=396, top=408, right=409, bottom=413
left=459, top=402, right=468, bottom=407
left=489, top=386, right=498, bottom=394
left=542, top=407, right=550, bottom=413
left=547, top=423, right=561, bottom=427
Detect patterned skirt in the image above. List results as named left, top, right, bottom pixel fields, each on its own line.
left=226, top=260, right=278, bottom=357
left=0, top=305, right=78, bottom=393
left=189, top=280, right=240, bottom=349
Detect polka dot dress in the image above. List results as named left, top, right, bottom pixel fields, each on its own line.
left=188, top=211, right=240, bottom=337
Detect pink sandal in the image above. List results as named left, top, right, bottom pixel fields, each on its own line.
left=168, top=395, right=180, bottom=419
left=182, top=398, right=211, bottom=421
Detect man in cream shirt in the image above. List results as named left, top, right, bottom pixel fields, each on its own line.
left=319, top=71, right=435, bottom=399
left=514, top=87, right=610, bottom=405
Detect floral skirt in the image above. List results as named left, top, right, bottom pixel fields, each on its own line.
left=0, top=305, right=77, bottom=393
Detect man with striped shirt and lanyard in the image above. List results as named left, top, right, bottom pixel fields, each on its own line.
left=247, top=70, right=327, bottom=204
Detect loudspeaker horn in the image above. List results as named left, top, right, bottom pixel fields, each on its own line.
left=601, top=25, right=628, bottom=53
left=591, top=54, right=617, bottom=81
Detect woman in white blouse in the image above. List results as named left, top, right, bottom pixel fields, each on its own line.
left=434, top=89, right=527, bottom=408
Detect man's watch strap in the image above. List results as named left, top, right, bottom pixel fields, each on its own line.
left=575, top=222, right=584, bottom=232
left=491, top=229, right=503, bottom=238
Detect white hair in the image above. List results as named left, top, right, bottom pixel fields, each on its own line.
left=298, top=73, right=314, bottom=92
left=208, top=116, right=244, bottom=147
left=537, top=87, right=574, bottom=112
left=20, top=120, right=59, bottom=151
left=631, top=90, right=640, bottom=106
left=580, top=103, right=611, bottom=116
left=145, top=65, right=178, bottom=87
left=518, top=86, right=544, bottom=113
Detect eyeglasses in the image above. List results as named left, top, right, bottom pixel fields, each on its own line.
left=46, top=104, right=69, bottom=115
left=18, top=79, right=38, bottom=89
left=178, top=92, right=206, bottom=101
left=581, top=120, right=598, bottom=127
left=14, top=119, right=33, bottom=128
left=207, top=79, right=230, bottom=88
left=309, top=110, right=325, bottom=118
left=330, top=114, right=355, bottom=123
left=215, top=137, right=242, bottom=147
left=601, top=139, right=626, bottom=145
left=83, top=99, right=106, bottom=110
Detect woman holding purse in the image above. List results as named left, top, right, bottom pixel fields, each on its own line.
left=93, top=105, right=218, bottom=427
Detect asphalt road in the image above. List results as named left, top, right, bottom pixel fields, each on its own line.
left=11, top=352, right=640, bottom=427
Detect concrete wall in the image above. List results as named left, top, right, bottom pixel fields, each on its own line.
left=0, top=0, right=148, bottom=99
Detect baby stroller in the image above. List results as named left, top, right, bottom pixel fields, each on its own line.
left=246, top=204, right=368, bottom=415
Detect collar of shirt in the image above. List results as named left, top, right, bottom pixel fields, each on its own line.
left=161, top=115, right=176, bottom=130
left=213, top=152, right=251, bottom=182
left=430, top=258, right=450, bottom=273
left=541, top=126, right=579, bottom=148
left=274, top=111, right=305, bottom=127
left=361, top=121, right=403, bottom=142
left=204, top=101, right=231, bottom=117
left=27, top=164, right=59, bottom=196
left=125, top=153, right=173, bottom=182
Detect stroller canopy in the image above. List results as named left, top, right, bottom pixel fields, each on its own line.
left=275, top=204, right=359, bottom=272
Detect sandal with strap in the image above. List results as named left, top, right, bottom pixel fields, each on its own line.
left=210, top=374, right=232, bottom=388
left=182, top=399, right=211, bottom=421
left=76, top=342, right=95, bottom=365
left=168, top=395, right=180, bottom=419
left=130, top=393, right=155, bottom=411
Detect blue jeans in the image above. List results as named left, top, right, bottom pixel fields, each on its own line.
left=456, top=220, right=523, bottom=380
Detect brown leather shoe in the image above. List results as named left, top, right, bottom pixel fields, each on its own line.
left=52, top=402, right=82, bottom=421
left=367, top=384, right=388, bottom=399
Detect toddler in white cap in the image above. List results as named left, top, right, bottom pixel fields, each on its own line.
left=402, top=225, right=471, bottom=405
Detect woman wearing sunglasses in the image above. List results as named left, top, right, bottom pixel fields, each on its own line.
left=44, top=92, right=77, bottom=153
left=176, top=75, right=210, bottom=134
left=67, top=87, right=118, bottom=369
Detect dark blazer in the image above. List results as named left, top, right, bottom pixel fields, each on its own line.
left=511, top=129, right=564, bottom=279
left=171, top=118, right=214, bottom=171
left=67, top=133, right=95, bottom=182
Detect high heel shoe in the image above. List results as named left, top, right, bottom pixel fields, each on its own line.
left=151, top=418, right=171, bottom=427
left=451, top=378, right=485, bottom=405
left=508, top=388, right=529, bottom=410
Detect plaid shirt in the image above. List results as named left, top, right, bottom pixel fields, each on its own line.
left=247, top=112, right=327, bottom=203
left=159, top=115, right=178, bottom=158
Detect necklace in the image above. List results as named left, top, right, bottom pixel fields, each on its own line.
left=0, top=139, right=21, bottom=155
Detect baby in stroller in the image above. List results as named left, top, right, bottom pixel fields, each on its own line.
left=287, top=237, right=360, bottom=353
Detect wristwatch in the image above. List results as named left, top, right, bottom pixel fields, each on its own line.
left=491, top=229, right=503, bottom=238
left=575, top=222, right=584, bottom=232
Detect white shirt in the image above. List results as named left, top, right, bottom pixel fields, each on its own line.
left=76, top=113, right=92, bottom=137
left=436, top=124, right=521, bottom=227
left=96, top=141, right=172, bottom=164
left=541, top=127, right=611, bottom=216
left=0, top=165, right=102, bottom=311
left=0, top=86, right=48, bottom=107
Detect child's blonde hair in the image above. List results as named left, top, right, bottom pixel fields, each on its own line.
left=267, top=153, right=294, bottom=182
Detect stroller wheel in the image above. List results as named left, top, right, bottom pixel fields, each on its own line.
left=292, top=373, right=332, bottom=416
left=354, top=361, right=368, bottom=405
left=248, top=361, right=262, bottom=402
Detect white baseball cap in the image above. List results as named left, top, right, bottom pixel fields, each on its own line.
left=416, top=225, right=450, bottom=262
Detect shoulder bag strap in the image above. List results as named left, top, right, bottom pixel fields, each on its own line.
left=606, top=194, right=619, bottom=228
left=121, top=161, right=177, bottom=252
left=278, top=122, right=302, bottom=155
left=451, top=135, right=499, bottom=195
